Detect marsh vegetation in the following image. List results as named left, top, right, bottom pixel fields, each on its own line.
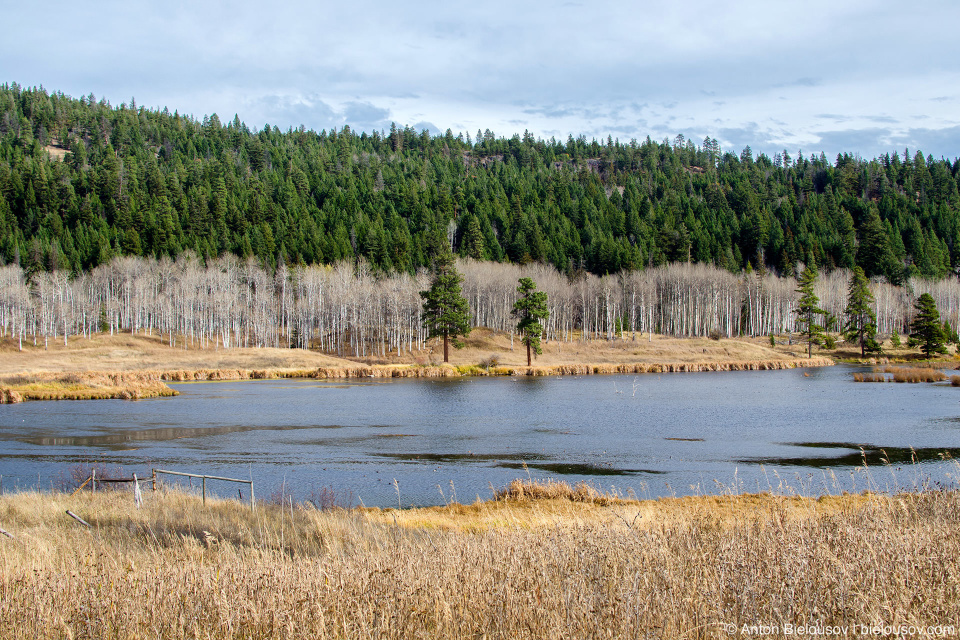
left=1, top=480, right=957, bottom=639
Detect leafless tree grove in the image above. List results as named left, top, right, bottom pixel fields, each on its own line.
left=0, top=256, right=953, bottom=354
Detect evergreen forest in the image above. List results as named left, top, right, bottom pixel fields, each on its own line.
left=3, top=82, right=960, bottom=283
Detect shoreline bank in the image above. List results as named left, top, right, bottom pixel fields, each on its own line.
left=0, top=356, right=834, bottom=403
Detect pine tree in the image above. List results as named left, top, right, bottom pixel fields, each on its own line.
left=794, top=264, right=825, bottom=358
left=842, top=266, right=880, bottom=356
left=461, top=214, right=485, bottom=260
left=942, top=319, right=959, bottom=345
left=419, top=252, right=471, bottom=363
left=909, top=293, right=947, bottom=359
left=511, top=277, right=549, bottom=366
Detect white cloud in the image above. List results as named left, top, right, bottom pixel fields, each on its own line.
left=3, top=0, right=960, bottom=158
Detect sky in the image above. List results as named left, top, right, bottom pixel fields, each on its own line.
left=5, top=0, right=960, bottom=161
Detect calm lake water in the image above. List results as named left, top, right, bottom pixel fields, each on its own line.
left=1, top=364, right=958, bottom=507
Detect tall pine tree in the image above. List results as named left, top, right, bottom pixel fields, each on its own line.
left=511, top=277, right=549, bottom=366
left=794, top=264, right=825, bottom=358
left=842, top=267, right=880, bottom=356
left=419, top=252, right=471, bottom=363
left=909, top=293, right=947, bottom=359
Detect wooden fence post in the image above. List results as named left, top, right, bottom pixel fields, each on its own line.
left=66, top=510, right=91, bottom=527
left=152, top=469, right=254, bottom=510
left=69, top=475, right=93, bottom=497
left=133, top=474, right=142, bottom=509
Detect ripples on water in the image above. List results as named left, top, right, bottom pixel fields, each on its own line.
left=0, top=365, right=957, bottom=506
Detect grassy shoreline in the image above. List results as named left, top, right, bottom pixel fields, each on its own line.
left=0, top=358, right=833, bottom=403
left=0, top=331, right=834, bottom=402
left=1, top=484, right=956, bottom=638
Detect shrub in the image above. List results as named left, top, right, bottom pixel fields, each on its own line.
left=480, top=354, right=500, bottom=369
left=306, top=485, right=355, bottom=510
left=55, top=462, right=127, bottom=492
left=708, top=329, right=722, bottom=341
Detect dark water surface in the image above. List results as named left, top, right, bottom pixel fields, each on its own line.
left=1, top=365, right=958, bottom=506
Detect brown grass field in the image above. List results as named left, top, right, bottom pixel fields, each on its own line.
left=1, top=481, right=957, bottom=639
left=0, top=331, right=832, bottom=402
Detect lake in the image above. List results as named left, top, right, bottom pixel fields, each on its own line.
left=1, top=364, right=958, bottom=507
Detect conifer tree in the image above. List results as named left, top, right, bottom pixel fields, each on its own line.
left=462, top=214, right=485, bottom=260
left=909, top=293, right=947, bottom=359
left=511, top=277, right=549, bottom=366
left=419, top=251, right=471, bottom=363
left=794, top=264, right=825, bottom=358
left=890, top=330, right=902, bottom=348
left=842, top=267, right=880, bottom=356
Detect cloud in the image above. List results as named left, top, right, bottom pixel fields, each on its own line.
left=411, top=121, right=441, bottom=136
left=813, top=128, right=895, bottom=159
left=810, top=125, right=960, bottom=160
left=890, top=126, right=960, bottom=158
left=865, top=115, right=899, bottom=124
left=235, top=95, right=398, bottom=133
left=522, top=106, right=578, bottom=119
left=343, top=102, right=392, bottom=132
left=240, top=94, right=338, bottom=130
left=4, top=0, right=960, bottom=162
left=717, top=123, right=781, bottom=155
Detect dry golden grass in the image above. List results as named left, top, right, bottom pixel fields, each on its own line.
left=0, top=331, right=820, bottom=376
left=1, top=483, right=957, bottom=639
left=0, top=331, right=831, bottom=402
left=0, top=333, right=356, bottom=375
left=890, top=367, right=948, bottom=383
left=852, top=372, right=888, bottom=382
left=882, top=365, right=948, bottom=383
left=854, top=366, right=958, bottom=384
left=417, top=327, right=818, bottom=368
left=0, top=370, right=178, bottom=402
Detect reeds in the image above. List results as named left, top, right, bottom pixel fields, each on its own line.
left=853, top=366, right=951, bottom=383
left=492, top=478, right=610, bottom=503
left=890, top=367, right=947, bottom=383
left=1, top=483, right=957, bottom=639
left=0, top=354, right=834, bottom=404
left=0, top=371, right=178, bottom=403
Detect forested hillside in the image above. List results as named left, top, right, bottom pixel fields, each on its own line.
left=3, top=82, right=960, bottom=282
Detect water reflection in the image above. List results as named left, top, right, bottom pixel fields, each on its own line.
left=743, top=442, right=960, bottom=468
left=1, top=365, right=959, bottom=506
left=18, top=424, right=333, bottom=448
left=373, top=452, right=551, bottom=464
left=498, top=461, right=664, bottom=476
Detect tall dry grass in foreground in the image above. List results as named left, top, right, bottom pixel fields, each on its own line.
left=1, top=483, right=958, bottom=639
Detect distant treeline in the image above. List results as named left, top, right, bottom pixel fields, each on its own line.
left=2, top=257, right=955, bottom=357
left=2, top=82, right=960, bottom=283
